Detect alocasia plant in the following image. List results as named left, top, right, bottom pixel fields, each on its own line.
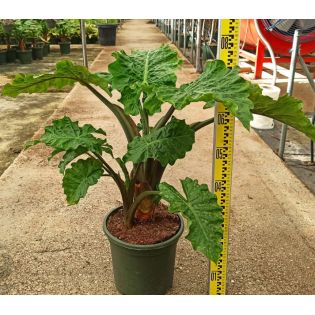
left=3, top=44, right=315, bottom=263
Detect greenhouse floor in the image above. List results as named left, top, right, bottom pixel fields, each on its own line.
left=0, top=19, right=314, bottom=295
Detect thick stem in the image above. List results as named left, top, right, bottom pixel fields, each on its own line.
left=190, top=117, right=214, bottom=132
left=154, top=105, right=176, bottom=129
left=126, top=190, right=160, bottom=228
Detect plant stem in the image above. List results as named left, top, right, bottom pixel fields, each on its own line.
left=84, top=84, right=139, bottom=142
left=190, top=117, right=215, bottom=131
left=126, top=190, right=161, bottom=228
left=154, top=105, right=175, bottom=129
left=91, top=152, right=129, bottom=210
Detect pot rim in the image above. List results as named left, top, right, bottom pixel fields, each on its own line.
left=103, top=206, right=184, bottom=251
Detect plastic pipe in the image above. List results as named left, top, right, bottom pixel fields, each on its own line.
left=254, top=19, right=277, bottom=86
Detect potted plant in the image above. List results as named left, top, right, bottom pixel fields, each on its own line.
left=0, top=19, right=16, bottom=63
left=52, top=19, right=78, bottom=55
left=97, top=19, right=119, bottom=46
left=2, top=45, right=315, bottom=294
left=25, top=20, right=45, bottom=60
left=85, top=20, right=99, bottom=44
left=39, top=19, right=57, bottom=56
left=0, top=23, right=7, bottom=65
left=12, top=19, right=35, bottom=64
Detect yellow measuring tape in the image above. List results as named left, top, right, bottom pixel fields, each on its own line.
left=209, top=19, right=240, bottom=295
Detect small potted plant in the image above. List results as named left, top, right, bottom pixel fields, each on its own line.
left=12, top=19, right=35, bottom=64
left=52, top=19, right=78, bottom=55
left=25, top=20, right=45, bottom=61
left=3, top=45, right=315, bottom=294
left=0, top=19, right=16, bottom=63
left=0, top=23, right=7, bottom=65
left=39, top=19, right=57, bottom=56
left=97, top=19, right=119, bottom=46
left=85, top=20, right=99, bottom=44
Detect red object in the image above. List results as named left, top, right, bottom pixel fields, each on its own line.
left=240, top=19, right=315, bottom=78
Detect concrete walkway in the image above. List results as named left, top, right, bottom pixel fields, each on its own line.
left=0, top=20, right=314, bottom=295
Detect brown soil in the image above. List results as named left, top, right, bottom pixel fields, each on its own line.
left=107, top=204, right=180, bottom=245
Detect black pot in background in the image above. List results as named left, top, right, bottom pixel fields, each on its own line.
left=32, top=45, right=44, bottom=60
left=103, top=207, right=184, bottom=295
left=97, top=24, right=118, bottom=46
left=42, top=43, right=50, bottom=56
left=6, top=48, right=16, bottom=63
left=0, top=50, right=7, bottom=65
left=59, top=42, right=71, bottom=55
left=18, top=50, right=32, bottom=64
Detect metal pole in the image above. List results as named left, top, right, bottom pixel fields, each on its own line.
left=177, top=19, right=181, bottom=48
left=80, top=19, right=88, bottom=68
left=278, top=29, right=301, bottom=159
left=196, top=19, right=202, bottom=72
left=190, top=19, right=195, bottom=63
left=183, top=19, right=187, bottom=55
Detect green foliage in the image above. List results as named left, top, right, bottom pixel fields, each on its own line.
left=2, top=60, right=111, bottom=97
left=63, top=158, right=104, bottom=205
left=25, top=117, right=113, bottom=203
left=13, top=19, right=43, bottom=44
left=156, top=60, right=253, bottom=129
left=250, top=85, right=315, bottom=141
left=108, top=45, right=183, bottom=115
left=124, top=117, right=195, bottom=166
left=51, top=19, right=80, bottom=41
left=159, top=178, right=223, bottom=262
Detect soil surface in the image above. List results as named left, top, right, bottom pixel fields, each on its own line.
left=0, top=45, right=102, bottom=176
left=0, top=20, right=314, bottom=295
left=107, top=205, right=180, bottom=245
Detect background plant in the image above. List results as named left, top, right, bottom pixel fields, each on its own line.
left=3, top=45, right=315, bottom=263
left=51, top=19, right=80, bottom=42
left=12, top=19, right=43, bottom=50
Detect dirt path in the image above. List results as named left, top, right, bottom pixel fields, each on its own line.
left=0, top=20, right=314, bottom=295
left=0, top=46, right=102, bottom=176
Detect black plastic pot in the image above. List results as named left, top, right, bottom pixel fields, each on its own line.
left=59, top=42, right=71, bottom=55
left=43, top=43, right=50, bottom=56
left=0, top=50, right=7, bottom=65
left=32, top=46, right=44, bottom=60
left=6, top=48, right=16, bottom=63
left=103, top=207, right=184, bottom=295
left=97, top=24, right=118, bottom=46
left=18, top=50, right=32, bottom=64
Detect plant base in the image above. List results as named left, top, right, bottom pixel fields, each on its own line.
left=59, top=42, right=71, bottom=55
left=43, top=43, right=50, bottom=56
left=6, top=48, right=16, bottom=63
left=32, top=46, right=44, bottom=60
left=103, top=206, right=184, bottom=295
left=0, top=51, right=7, bottom=65
left=18, top=50, right=32, bottom=64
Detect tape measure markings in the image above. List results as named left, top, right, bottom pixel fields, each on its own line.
left=209, top=19, right=240, bottom=295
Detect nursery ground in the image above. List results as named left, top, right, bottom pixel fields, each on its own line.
left=0, top=45, right=102, bottom=176
left=0, top=20, right=314, bottom=295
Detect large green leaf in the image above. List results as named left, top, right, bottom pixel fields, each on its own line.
left=63, top=158, right=104, bottom=205
left=124, top=117, right=195, bottom=166
left=2, top=60, right=111, bottom=97
left=38, top=116, right=109, bottom=154
left=159, top=178, right=223, bottom=262
left=156, top=60, right=254, bottom=129
left=108, top=45, right=182, bottom=115
left=250, top=85, right=315, bottom=141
